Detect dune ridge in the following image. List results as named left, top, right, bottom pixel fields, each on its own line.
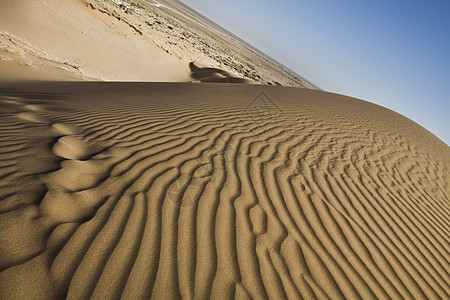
left=0, top=82, right=448, bottom=299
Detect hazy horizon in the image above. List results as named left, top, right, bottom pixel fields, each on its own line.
left=179, top=0, right=450, bottom=145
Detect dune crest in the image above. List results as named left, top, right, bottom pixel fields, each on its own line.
left=0, top=82, right=448, bottom=299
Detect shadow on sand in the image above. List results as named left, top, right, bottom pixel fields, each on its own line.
left=189, top=62, right=250, bottom=83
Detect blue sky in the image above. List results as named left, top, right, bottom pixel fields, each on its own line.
left=179, top=0, right=450, bottom=145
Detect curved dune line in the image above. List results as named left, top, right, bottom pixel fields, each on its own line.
left=0, top=83, right=449, bottom=299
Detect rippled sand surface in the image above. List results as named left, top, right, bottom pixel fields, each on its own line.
left=0, top=82, right=448, bottom=299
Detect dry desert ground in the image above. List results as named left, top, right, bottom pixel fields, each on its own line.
left=0, top=0, right=449, bottom=299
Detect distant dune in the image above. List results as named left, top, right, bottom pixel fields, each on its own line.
left=0, top=0, right=189, bottom=81
left=0, top=82, right=448, bottom=299
left=189, top=62, right=251, bottom=83
left=0, top=0, right=314, bottom=87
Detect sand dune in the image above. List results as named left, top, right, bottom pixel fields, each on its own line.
left=1, top=1, right=447, bottom=299
left=0, top=0, right=190, bottom=81
left=0, top=82, right=448, bottom=299
left=189, top=62, right=251, bottom=84
left=0, top=0, right=314, bottom=86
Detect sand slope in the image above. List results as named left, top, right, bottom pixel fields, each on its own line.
left=0, top=0, right=190, bottom=81
left=0, top=0, right=314, bottom=87
left=0, top=82, right=448, bottom=299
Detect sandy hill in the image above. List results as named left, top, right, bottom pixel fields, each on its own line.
left=0, top=0, right=315, bottom=87
left=1, top=0, right=449, bottom=299
left=0, top=82, right=448, bottom=299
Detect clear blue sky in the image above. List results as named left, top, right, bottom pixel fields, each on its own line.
left=179, top=0, right=450, bottom=145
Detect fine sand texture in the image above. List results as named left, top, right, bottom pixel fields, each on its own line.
left=0, top=82, right=448, bottom=299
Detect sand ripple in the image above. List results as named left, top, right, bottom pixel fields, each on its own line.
left=0, top=83, right=449, bottom=299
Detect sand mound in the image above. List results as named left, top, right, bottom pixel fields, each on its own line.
left=189, top=62, right=251, bottom=84
left=53, top=136, right=103, bottom=160
left=0, top=82, right=448, bottom=299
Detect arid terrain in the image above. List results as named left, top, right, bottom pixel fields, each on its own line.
left=0, top=0, right=449, bottom=300
left=0, top=82, right=449, bottom=299
left=0, top=0, right=315, bottom=87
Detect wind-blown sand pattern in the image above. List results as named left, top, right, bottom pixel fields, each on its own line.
left=0, top=82, right=448, bottom=299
